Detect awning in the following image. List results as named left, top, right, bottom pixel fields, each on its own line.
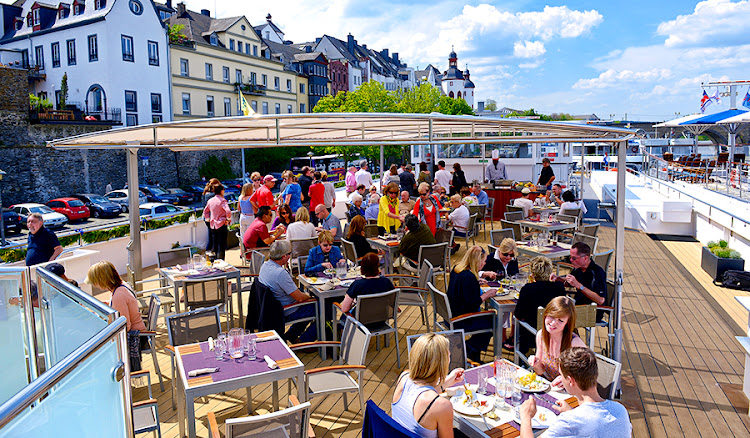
left=679, top=108, right=749, bottom=125
left=653, top=113, right=706, bottom=127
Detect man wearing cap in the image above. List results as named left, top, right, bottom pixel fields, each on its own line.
left=46, top=262, right=79, bottom=287
left=486, top=150, right=507, bottom=181
left=355, top=160, right=373, bottom=189
left=25, top=213, right=63, bottom=266
left=513, top=187, right=535, bottom=218
left=250, top=174, right=277, bottom=212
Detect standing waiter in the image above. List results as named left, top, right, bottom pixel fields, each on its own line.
left=485, top=149, right=506, bottom=182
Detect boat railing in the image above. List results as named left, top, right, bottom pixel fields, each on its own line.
left=0, top=266, right=132, bottom=436
left=642, top=150, right=750, bottom=202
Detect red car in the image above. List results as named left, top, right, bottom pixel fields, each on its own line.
left=46, top=197, right=90, bottom=221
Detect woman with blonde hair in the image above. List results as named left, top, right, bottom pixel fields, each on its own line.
left=529, top=296, right=587, bottom=387
left=479, top=238, right=519, bottom=280
left=304, top=230, right=343, bottom=274
left=511, top=256, right=566, bottom=353
left=392, top=333, right=464, bottom=437
left=286, top=206, right=317, bottom=240
left=87, top=261, right=146, bottom=371
left=280, top=172, right=302, bottom=213
left=446, top=245, right=497, bottom=362
left=378, top=182, right=403, bottom=234
left=238, top=182, right=255, bottom=239
left=412, top=182, right=442, bottom=236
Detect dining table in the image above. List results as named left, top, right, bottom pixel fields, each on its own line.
left=515, top=241, right=571, bottom=261
left=517, top=218, right=576, bottom=234
left=174, top=330, right=305, bottom=438
left=159, top=262, right=243, bottom=328
left=366, top=236, right=401, bottom=274
left=483, top=283, right=519, bottom=355
left=448, top=360, right=580, bottom=438
left=297, top=268, right=363, bottom=360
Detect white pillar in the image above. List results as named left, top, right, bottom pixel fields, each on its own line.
left=126, top=147, right=142, bottom=288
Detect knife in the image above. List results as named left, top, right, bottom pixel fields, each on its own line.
left=475, top=404, right=491, bottom=430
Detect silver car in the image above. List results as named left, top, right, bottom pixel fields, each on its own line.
left=105, top=189, right=147, bottom=213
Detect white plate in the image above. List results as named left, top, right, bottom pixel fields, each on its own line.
left=305, top=277, right=319, bottom=284
left=339, top=279, right=354, bottom=288
left=515, top=372, right=550, bottom=393
left=450, top=391, right=494, bottom=416
left=532, top=406, right=555, bottom=428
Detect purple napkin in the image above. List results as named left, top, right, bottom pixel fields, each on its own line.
left=316, top=272, right=332, bottom=278
left=487, top=281, right=501, bottom=288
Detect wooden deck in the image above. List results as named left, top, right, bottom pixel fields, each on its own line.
left=123, top=224, right=750, bottom=438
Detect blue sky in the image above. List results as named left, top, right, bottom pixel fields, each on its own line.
left=138, top=1, right=750, bottom=120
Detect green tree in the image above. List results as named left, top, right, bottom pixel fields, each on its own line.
left=484, top=98, right=497, bottom=111
left=243, top=146, right=311, bottom=174
left=199, top=155, right=235, bottom=181
left=438, top=95, right=474, bottom=115
left=60, top=72, right=69, bottom=109
left=395, top=82, right=441, bottom=113
left=168, top=24, right=189, bottom=44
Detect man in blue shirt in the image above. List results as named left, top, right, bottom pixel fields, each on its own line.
left=314, top=204, right=342, bottom=240
left=25, top=213, right=62, bottom=266
left=258, top=240, right=317, bottom=342
left=472, top=183, right=489, bottom=206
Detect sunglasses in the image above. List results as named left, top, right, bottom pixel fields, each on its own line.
left=501, top=252, right=515, bottom=257
left=419, top=192, right=429, bottom=197
left=320, top=243, right=332, bottom=247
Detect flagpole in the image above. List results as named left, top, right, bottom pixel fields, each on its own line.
left=239, top=88, right=246, bottom=182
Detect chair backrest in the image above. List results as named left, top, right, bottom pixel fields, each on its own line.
left=560, top=208, right=580, bottom=219
left=557, top=214, right=577, bottom=225
left=339, top=315, right=372, bottom=367
left=500, top=220, right=523, bottom=242
left=595, top=354, right=622, bottom=400
left=428, top=282, right=453, bottom=327
left=183, top=276, right=228, bottom=310
left=363, top=400, right=421, bottom=438
left=418, top=242, right=449, bottom=270
left=364, top=224, right=379, bottom=238
left=290, top=237, right=318, bottom=259
left=504, top=211, right=524, bottom=222
left=238, top=232, right=248, bottom=262
left=157, top=247, right=191, bottom=269
left=354, top=289, right=400, bottom=327
left=468, top=204, right=485, bottom=220
left=466, top=213, right=478, bottom=233
left=572, top=233, right=599, bottom=253
left=592, top=249, right=614, bottom=277
left=490, top=228, right=515, bottom=245
left=251, top=250, right=267, bottom=274
left=145, top=293, right=161, bottom=331
left=417, top=259, right=434, bottom=289
left=487, top=197, right=495, bottom=211
left=434, top=228, right=453, bottom=245
left=226, top=400, right=312, bottom=438
left=506, top=205, right=524, bottom=213
left=368, top=218, right=378, bottom=225
left=406, top=329, right=467, bottom=373
left=166, top=306, right=221, bottom=347
left=580, top=223, right=600, bottom=237
left=341, top=238, right=358, bottom=264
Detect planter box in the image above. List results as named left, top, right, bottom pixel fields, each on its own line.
left=701, top=246, right=745, bottom=282
left=226, top=230, right=239, bottom=249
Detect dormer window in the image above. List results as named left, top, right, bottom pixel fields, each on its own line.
left=15, top=19, right=22, bottom=30
left=27, top=13, right=32, bottom=27
left=94, top=0, right=105, bottom=10
left=32, top=9, right=40, bottom=25
left=209, top=34, right=217, bottom=46
left=73, top=1, right=84, bottom=15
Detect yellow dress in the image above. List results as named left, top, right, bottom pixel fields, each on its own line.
left=377, top=195, right=401, bottom=230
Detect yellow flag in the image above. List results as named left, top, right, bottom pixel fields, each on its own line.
left=239, top=90, right=254, bottom=116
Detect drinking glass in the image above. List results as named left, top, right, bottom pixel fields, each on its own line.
left=336, top=259, right=347, bottom=279
left=215, top=333, right=226, bottom=360
left=227, top=328, right=244, bottom=358
left=248, top=338, right=257, bottom=360
left=477, top=368, right=488, bottom=395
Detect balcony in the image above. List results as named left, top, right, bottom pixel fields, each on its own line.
left=27, top=63, right=45, bottom=81
left=235, top=83, right=266, bottom=96
left=28, top=105, right=122, bottom=125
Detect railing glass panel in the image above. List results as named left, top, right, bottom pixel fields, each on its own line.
left=0, top=338, right=127, bottom=438
left=0, top=274, right=32, bottom=405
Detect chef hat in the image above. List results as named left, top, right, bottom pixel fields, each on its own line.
left=491, top=149, right=499, bottom=160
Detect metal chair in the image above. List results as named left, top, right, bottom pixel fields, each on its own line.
left=290, top=237, right=318, bottom=273
left=428, top=282, right=495, bottom=361
left=469, top=204, right=487, bottom=239
left=139, top=294, right=165, bottom=391
left=237, top=232, right=249, bottom=265
left=402, top=242, right=449, bottom=291
left=506, top=204, right=524, bottom=213
left=595, top=353, right=622, bottom=400
left=500, top=220, right=529, bottom=242
left=364, top=224, right=379, bottom=238
left=504, top=211, right=524, bottom=222
left=453, top=213, right=478, bottom=247
left=406, top=329, right=471, bottom=370
left=335, top=289, right=402, bottom=367
left=557, top=214, right=578, bottom=226
left=386, top=259, right=434, bottom=331
left=208, top=395, right=312, bottom=438
left=580, top=223, right=600, bottom=237
left=490, top=228, right=515, bottom=245
left=251, top=250, right=267, bottom=275
left=341, top=238, right=361, bottom=265
left=363, top=399, right=421, bottom=438
left=165, top=306, right=222, bottom=410
left=560, top=208, right=581, bottom=220
left=486, top=197, right=495, bottom=229
left=592, top=249, right=614, bottom=279
left=157, top=247, right=191, bottom=270
left=572, top=232, right=599, bottom=253
left=290, top=316, right=372, bottom=412
left=434, top=229, right=454, bottom=271
left=131, top=370, right=162, bottom=438
left=182, top=276, right=230, bottom=322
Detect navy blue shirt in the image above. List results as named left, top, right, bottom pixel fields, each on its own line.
left=572, top=261, right=607, bottom=305
left=26, top=227, right=60, bottom=266
left=346, top=276, right=395, bottom=300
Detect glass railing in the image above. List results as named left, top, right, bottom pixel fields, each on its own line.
left=0, top=267, right=132, bottom=437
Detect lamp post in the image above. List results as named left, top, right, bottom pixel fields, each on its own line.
left=0, top=169, right=6, bottom=247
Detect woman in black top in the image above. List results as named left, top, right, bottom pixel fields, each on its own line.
left=346, top=215, right=373, bottom=258
left=513, top=256, right=566, bottom=354
left=451, top=163, right=468, bottom=195
left=479, top=238, right=519, bottom=280
left=446, top=245, right=498, bottom=362
left=338, top=253, right=395, bottom=313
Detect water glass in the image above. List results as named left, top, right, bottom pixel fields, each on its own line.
left=215, top=333, right=226, bottom=360
left=248, top=338, right=257, bottom=360
left=336, top=259, right=347, bottom=279
left=477, top=368, right=488, bottom=395
left=227, top=328, right=244, bottom=358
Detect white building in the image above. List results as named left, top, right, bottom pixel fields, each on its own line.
left=0, top=0, right=172, bottom=125
left=440, top=49, right=475, bottom=109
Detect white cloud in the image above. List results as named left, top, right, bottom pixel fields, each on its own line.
left=573, top=68, right=673, bottom=89
left=657, top=0, right=750, bottom=47
left=513, top=41, right=546, bottom=58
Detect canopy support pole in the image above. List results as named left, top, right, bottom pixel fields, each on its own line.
left=126, top=147, right=143, bottom=289
left=380, top=144, right=385, bottom=189
left=613, top=139, right=627, bottom=392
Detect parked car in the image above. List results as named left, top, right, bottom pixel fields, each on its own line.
left=105, top=189, right=147, bottom=212
left=183, top=185, right=205, bottom=203
left=139, top=202, right=188, bottom=219
left=222, top=179, right=244, bottom=191
left=139, top=185, right=179, bottom=204
left=2, top=208, right=22, bottom=235
left=11, top=203, right=68, bottom=229
left=73, top=194, right=122, bottom=218
left=46, top=197, right=90, bottom=221
left=165, top=188, right=193, bottom=205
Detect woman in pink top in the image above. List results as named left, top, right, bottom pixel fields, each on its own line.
left=87, top=260, right=146, bottom=371
left=202, top=183, right=232, bottom=260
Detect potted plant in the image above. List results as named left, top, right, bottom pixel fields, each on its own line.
left=701, top=240, right=744, bottom=282
left=226, top=224, right=240, bottom=249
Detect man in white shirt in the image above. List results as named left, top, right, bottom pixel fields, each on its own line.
left=513, top=187, right=535, bottom=218
left=447, top=194, right=470, bottom=254
left=354, top=159, right=373, bottom=189
left=434, top=160, right=452, bottom=194
left=520, top=347, right=632, bottom=438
